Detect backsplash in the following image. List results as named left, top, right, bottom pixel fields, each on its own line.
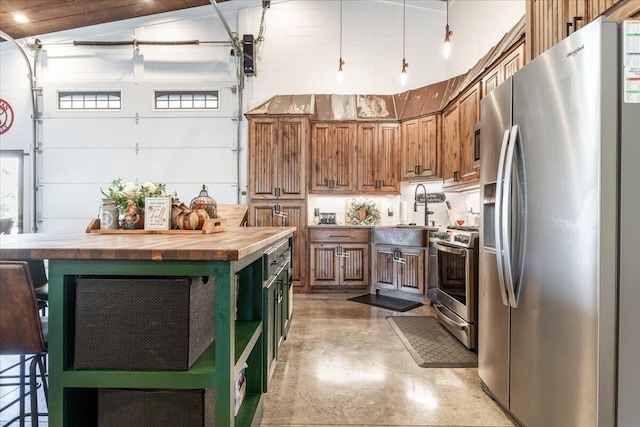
left=307, top=182, right=480, bottom=227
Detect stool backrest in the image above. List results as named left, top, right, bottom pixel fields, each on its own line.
left=0, top=261, right=47, bottom=354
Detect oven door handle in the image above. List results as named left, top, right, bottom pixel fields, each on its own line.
left=432, top=242, right=467, bottom=257
left=433, top=303, right=468, bottom=331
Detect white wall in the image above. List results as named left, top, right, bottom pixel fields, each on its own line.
left=0, top=0, right=522, bottom=232
left=446, top=0, right=526, bottom=77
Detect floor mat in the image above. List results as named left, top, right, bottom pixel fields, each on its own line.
left=347, top=294, right=422, bottom=312
left=387, top=316, right=478, bottom=368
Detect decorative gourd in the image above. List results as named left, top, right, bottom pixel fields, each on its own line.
left=177, top=209, right=209, bottom=230
left=171, top=202, right=190, bottom=229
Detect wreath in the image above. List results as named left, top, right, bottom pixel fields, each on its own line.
left=347, top=198, right=381, bottom=225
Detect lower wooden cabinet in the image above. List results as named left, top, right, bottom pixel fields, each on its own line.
left=372, top=245, right=426, bottom=295
left=309, top=227, right=370, bottom=289
left=249, top=201, right=306, bottom=290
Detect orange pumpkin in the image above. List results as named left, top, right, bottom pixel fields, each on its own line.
left=177, top=209, right=209, bottom=230
left=171, top=202, right=190, bottom=229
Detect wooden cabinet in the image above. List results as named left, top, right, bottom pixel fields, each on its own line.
left=249, top=117, right=307, bottom=200
left=526, top=0, right=621, bottom=61
left=442, top=83, right=480, bottom=188
left=372, top=245, right=426, bottom=295
left=441, top=103, right=460, bottom=185
left=458, top=83, right=480, bottom=184
left=249, top=201, right=306, bottom=290
left=483, top=42, right=526, bottom=97
left=310, top=122, right=356, bottom=193
left=401, top=115, right=440, bottom=180
left=309, top=228, right=370, bottom=288
left=357, top=122, right=400, bottom=194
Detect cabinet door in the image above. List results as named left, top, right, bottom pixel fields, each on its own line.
left=441, top=104, right=460, bottom=185
left=341, top=243, right=369, bottom=287
left=501, top=43, right=525, bottom=81
left=482, top=66, right=501, bottom=98
left=401, top=119, right=420, bottom=179
left=357, top=123, right=399, bottom=194
left=249, top=118, right=278, bottom=199
left=378, top=123, right=400, bottom=192
left=357, top=123, right=379, bottom=192
left=458, top=84, right=480, bottom=183
left=396, top=248, right=426, bottom=295
left=309, top=243, right=340, bottom=287
left=373, top=246, right=396, bottom=290
left=277, top=118, right=307, bottom=199
left=250, top=202, right=306, bottom=289
left=418, top=115, right=439, bottom=178
left=310, top=122, right=356, bottom=193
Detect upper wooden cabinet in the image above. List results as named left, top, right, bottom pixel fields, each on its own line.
left=442, top=83, right=480, bottom=187
left=441, top=103, right=460, bottom=185
left=357, top=122, right=400, bottom=194
left=310, top=122, right=356, bottom=193
left=458, top=83, right=480, bottom=184
left=483, top=43, right=525, bottom=97
left=526, top=0, right=621, bottom=61
left=249, top=117, right=307, bottom=200
left=401, top=115, right=440, bottom=180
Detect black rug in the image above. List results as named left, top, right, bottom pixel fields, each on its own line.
left=347, top=294, right=422, bottom=312
left=387, top=316, right=478, bottom=368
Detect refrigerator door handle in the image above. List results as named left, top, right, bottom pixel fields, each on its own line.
left=502, top=124, right=525, bottom=308
left=494, top=128, right=511, bottom=307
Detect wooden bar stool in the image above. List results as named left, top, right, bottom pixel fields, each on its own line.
left=0, top=261, right=49, bottom=426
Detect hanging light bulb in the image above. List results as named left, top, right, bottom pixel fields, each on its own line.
left=443, top=0, right=453, bottom=59
left=401, top=58, right=409, bottom=86
left=400, top=0, right=408, bottom=86
left=337, top=0, right=345, bottom=83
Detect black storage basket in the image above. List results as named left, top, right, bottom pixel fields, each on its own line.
left=98, top=388, right=215, bottom=426
left=74, top=275, right=215, bottom=370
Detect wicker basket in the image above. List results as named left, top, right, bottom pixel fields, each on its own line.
left=98, top=388, right=215, bottom=426
left=74, top=276, right=215, bottom=370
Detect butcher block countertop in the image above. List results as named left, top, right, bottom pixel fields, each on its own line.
left=0, top=226, right=295, bottom=261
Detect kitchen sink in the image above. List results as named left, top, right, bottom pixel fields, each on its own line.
left=372, top=226, right=436, bottom=247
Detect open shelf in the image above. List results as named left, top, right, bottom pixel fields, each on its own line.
left=235, top=393, right=263, bottom=427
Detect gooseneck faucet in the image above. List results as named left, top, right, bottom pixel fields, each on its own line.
left=414, top=184, right=434, bottom=227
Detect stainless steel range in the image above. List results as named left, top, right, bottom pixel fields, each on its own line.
left=430, top=226, right=479, bottom=350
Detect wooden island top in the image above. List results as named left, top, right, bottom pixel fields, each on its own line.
left=0, top=226, right=295, bottom=261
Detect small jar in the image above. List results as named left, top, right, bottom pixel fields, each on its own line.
left=100, top=199, right=120, bottom=230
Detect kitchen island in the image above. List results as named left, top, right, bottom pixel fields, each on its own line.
left=0, top=226, right=295, bottom=427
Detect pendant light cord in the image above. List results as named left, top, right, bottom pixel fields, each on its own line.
left=403, top=0, right=406, bottom=59
left=340, top=0, right=343, bottom=59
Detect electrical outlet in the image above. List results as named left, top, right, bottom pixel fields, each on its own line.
left=388, top=207, right=394, bottom=217
left=314, top=208, right=320, bottom=217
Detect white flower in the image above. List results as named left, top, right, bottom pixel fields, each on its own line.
left=141, top=181, right=157, bottom=194
left=122, top=182, right=138, bottom=196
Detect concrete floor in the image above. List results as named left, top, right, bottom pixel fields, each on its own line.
left=261, top=293, right=516, bottom=427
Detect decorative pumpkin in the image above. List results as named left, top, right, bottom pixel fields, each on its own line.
left=171, top=202, right=190, bottom=229
left=177, top=209, right=209, bottom=230
left=190, top=185, right=217, bottom=219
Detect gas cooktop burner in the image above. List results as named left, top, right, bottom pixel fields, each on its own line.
left=447, top=225, right=480, bottom=232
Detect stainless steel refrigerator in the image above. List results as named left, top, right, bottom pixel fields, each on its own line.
left=479, top=17, right=640, bottom=426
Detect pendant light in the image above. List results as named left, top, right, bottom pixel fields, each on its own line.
left=337, top=0, right=345, bottom=83
left=400, top=0, right=408, bottom=86
left=443, top=0, right=453, bottom=59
